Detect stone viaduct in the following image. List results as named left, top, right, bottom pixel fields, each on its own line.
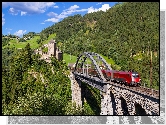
left=69, top=52, right=159, bottom=115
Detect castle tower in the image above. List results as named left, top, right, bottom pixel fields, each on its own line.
left=57, top=51, right=63, bottom=61
left=48, top=39, right=56, bottom=57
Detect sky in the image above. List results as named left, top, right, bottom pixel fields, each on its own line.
left=2, top=2, right=118, bottom=37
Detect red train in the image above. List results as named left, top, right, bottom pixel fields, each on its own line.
left=101, top=69, right=141, bottom=86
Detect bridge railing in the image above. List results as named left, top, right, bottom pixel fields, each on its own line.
left=69, top=51, right=160, bottom=99
left=139, top=86, right=159, bottom=98
left=71, top=67, right=159, bottom=97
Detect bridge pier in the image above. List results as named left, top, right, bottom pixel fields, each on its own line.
left=70, top=52, right=159, bottom=116
left=70, top=73, right=82, bottom=108
left=137, top=98, right=153, bottom=115
left=128, top=101, right=136, bottom=115
left=114, top=95, right=124, bottom=115
left=100, top=83, right=113, bottom=115
left=126, top=93, right=136, bottom=115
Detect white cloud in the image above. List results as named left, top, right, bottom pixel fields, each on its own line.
left=45, top=4, right=111, bottom=23
left=45, top=18, right=60, bottom=23
left=98, top=4, right=110, bottom=11
left=88, top=4, right=111, bottom=13
left=47, top=12, right=58, bottom=17
left=45, top=4, right=88, bottom=23
left=87, top=7, right=98, bottom=13
left=6, top=28, right=12, bottom=30
left=9, top=7, right=19, bottom=15
left=68, top=5, right=79, bottom=10
left=2, top=2, right=56, bottom=15
left=57, top=13, right=68, bottom=19
left=2, top=13, right=5, bottom=26
left=60, top=5, right=81, bottom=15
left=96, top=2, right=102, bottom=5
left=14, top=30, right=27, bottom=37
left=41, top=22, right=45, bottom=24
left=53, top=5, right=59, bottom=8
left=21, top=11, right=27, bottom=16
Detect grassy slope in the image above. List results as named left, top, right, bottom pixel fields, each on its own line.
left=3, top=36, right=40, bottom=49
left=99, top=54, right=115, bottom=65
left=3, top=34, right=56, bottom=49
left=63, top=51, right=157, bottom=66
left=3, top=33, right=118, bottom=69
left=42, top=34, right=56, bottom=45
left=63, top=53, right=119, bottom=69
left=63, top=53, right=77, bottom=64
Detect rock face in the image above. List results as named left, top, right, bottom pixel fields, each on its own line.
left=69, top=71, right=82, bottom=107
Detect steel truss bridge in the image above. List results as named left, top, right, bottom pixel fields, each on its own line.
left=69, top=52, right=159, bottom=115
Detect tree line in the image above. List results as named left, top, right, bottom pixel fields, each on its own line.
left=2, top=43, right=100, bottom=115
left=2, top=2, right=159, bottom=115
left=40, top=2, right=159, bottom=89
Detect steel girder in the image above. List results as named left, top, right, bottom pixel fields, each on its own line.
left=74, top=52, right=107, bottom=81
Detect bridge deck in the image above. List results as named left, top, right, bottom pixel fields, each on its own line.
left=69, top=52, right=159, bottom=115
left=73, top=71, right=159, bottom=100
left=69, top=52, right=159, bottom=100
left=108, top=81, right=159, bottom=100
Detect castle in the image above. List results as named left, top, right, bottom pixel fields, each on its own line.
left=34, top=39, right=63, bottom=63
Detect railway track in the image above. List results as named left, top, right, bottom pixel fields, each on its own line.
left=70, top=68, right=159, bottom=99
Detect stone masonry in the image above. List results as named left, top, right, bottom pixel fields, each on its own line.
left=70, top=75, right=159, bottom=115
left=100, top=83, right=113, bottom=115
left=69, top=72, right=82, bottom=107
left=34, top=39, right=63, bottom=62
left=102, top=84, right=159, bottom=115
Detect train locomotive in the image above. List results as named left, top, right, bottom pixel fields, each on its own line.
left=101, top=69, right=141, bottom=87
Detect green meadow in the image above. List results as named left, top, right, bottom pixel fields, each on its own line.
left=3, top=33, right=119, bottom=69
left=63, top=53, right=119, bottom=69
left=3, top=34, right=56, bottom=49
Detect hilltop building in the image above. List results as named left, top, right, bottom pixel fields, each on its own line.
left=34, top=39, right=63, bottom=63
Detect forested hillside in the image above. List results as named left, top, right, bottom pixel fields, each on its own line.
left=2, top=44, right=99, bottom=115
left=2, top=44, right=68, bottom=115
left=41, top=2, right=159, bottom=89
left=2, top=2, right=159, bottom=115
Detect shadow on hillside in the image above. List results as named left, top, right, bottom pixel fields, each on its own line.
left=81, top=82, right=101, bottom=115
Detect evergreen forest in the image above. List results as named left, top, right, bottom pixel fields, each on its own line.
left=2, top=2, right=159, bottom=115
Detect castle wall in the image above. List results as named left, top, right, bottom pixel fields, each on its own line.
left=48, top=40, right=56, bottom=57
left=34, top=39, right=63, bottom=62
left=57, top=51, right=63, bottom=61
